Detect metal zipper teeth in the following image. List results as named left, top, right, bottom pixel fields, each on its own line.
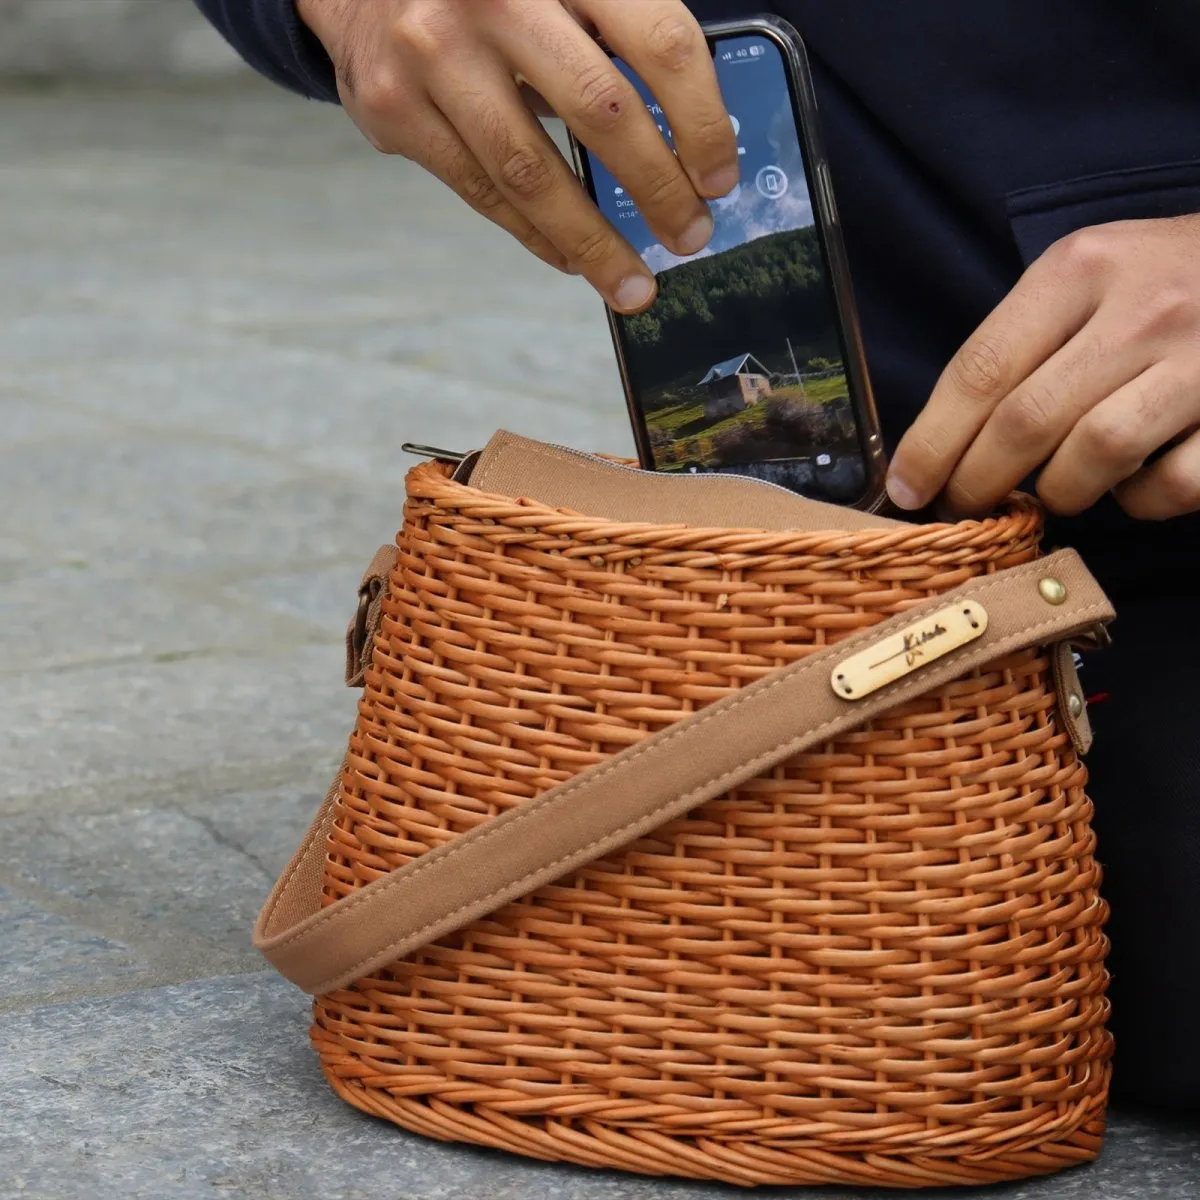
left=540, top=442, right=892, bottom=513
left=523, top=440, right=814, bottom=499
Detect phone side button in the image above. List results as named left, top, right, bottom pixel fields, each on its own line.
left=817, top=163, right=839, bottom=226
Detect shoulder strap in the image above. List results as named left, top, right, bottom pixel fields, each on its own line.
left=255, top=550, right=1113, bottom=995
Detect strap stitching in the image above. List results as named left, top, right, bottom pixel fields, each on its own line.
left=473, top=440, right=907, bottom=541
left=261, top=554, right=1106, bottom=984
left=265, top=556, right=1091, bottom=954
left=310, top=597, right=1110, bottom=989
left=256, top=765, right=345, bottom=937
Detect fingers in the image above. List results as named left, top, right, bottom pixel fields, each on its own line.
left=307, top=0, right=732, bottom=309
left=326, top=0, right=657, bottom=310
left=493, top=1, right=717, bottom=258
left=1036, top=362, right=1199, bottom=514
left=888, top=246, right=1101, bottom=511
left=880, top=212, right=1200, bottom=520
left=341, top=62, right=577, bottom=277
left=427, top=52, right=655, bottom=310
left=1114, top=428, right=1200, bottom=519
left=582, top=0, right=739, bottom=199
left=364, top=20, right=648, bottom=313
left=402, top=106, right=575, bottom=274
left=939, top=311, right=1155, bottom=513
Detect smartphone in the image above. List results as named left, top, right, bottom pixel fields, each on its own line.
left=570, top=16, right=886, bottom=508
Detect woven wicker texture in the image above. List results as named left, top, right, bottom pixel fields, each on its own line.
left=312, top=462, right=1111, bottom=1188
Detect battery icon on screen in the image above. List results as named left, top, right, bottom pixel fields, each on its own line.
left=749, top=45, right=763, bottom=57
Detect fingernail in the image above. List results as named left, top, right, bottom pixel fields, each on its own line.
left=887, top=472, right=924, bottom=511
left=699, top=164, right=739, bottom=197
left=675, top=212, right=714, bottom=257
left=612, top=274, right=656, bottom=312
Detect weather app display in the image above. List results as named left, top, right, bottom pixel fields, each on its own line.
left=585, top=36, right=867, bottom=502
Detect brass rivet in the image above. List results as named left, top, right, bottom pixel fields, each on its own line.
left=1068, top=693, right=1085, bottom=718
left=1038, top=577, right=1068, bottom=605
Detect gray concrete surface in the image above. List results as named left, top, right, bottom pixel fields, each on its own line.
left=0, top=0, right=242, bottom=78
left=0, top=79, right=1196, bottom=1199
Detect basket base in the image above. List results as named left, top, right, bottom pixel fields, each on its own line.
left=320, top=1065, right=1108, bottom=1189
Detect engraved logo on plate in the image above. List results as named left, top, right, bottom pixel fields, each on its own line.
left=832, top=602, right=989, bottom=701
left=871, top=623, right=949, bottom=671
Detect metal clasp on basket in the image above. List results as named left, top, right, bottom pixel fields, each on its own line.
left=401, top=443, right=468, bottom=464
left=346, top=544, right=401, bottom=688
left=351, top=587, right=375, bottom=670
left=401, top=442, right=480, bottom=483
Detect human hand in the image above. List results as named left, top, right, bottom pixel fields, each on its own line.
left=296, top=0, right=738, bottom=313
left=888, top=215, right=1200, bottom=520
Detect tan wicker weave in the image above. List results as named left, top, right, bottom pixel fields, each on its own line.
left=311, top=461, right=1111, bottom=1188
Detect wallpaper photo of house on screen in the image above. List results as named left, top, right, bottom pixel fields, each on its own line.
left=582, top=33, right=868, bottom=502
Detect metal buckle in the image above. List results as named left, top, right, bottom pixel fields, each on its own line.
left=400, top=443, right=467, bottom=464
left=351, top=583, right=379, bottom=668
left=1075, top=622, right=1113, bottom=651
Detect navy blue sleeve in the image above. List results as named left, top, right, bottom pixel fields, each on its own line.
left=194, top=0, right=340, bottom=102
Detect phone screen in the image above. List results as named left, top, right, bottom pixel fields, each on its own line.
left=580, top=33, right=869, bottom=502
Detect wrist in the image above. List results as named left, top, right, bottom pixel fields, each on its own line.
left=283, top=0, right=342, bottom=102
left=294, top=0, right=322, bottom=38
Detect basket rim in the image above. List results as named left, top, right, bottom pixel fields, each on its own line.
left=406, top=460, right=1044, bottom=557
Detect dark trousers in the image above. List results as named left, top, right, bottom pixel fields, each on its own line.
left=1082, top=586, right=1199, bottom=1108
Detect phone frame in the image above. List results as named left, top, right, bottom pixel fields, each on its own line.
left=568, top=14, right=887, bottom=510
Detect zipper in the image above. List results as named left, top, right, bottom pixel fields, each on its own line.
left=525, top=440, right=819, bottom=499
left=551, top=442, right=893, bottom=514
left=401, top=438, right=889, bottom=511
left=403, top=439, right=808, bottom=498
left=401, top=442, right=468, bottom=465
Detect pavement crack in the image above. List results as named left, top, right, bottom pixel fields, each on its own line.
left=187, top=812, right=275, bottom=882
left=0, top=637, right=341, bottom=680
left=36, top=1073, right=81, bottom=1091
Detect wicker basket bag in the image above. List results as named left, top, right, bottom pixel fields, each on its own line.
left=256, top=432, right=1116, bottom=1189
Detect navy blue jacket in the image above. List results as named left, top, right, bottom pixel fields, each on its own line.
left=196, top=0, right=1200, bottom=591
left=197, top=0, right=1200, bottom=1104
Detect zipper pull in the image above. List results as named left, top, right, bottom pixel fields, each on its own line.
left=401, top=442, right=468, bottom=465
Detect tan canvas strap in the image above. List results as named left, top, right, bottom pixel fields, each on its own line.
left=255, top=549, right=1113, bottom=995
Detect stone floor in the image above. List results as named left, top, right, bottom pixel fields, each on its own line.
left=0, top=80, right=1196, bottom=1200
